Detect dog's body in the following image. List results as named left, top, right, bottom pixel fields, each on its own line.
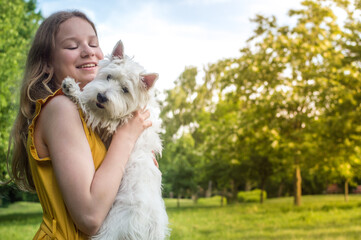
left=62, top=40, right=169, bottom=240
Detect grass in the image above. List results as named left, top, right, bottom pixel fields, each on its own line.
left=0, top=201, right=43, bottom=239
left=1, top=195, right=361, bottom=239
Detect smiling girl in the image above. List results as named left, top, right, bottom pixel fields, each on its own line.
left=7, top=10, right=151, bottom=239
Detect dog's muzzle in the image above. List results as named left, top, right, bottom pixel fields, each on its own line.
left=96, top=93, right=108, bottom=109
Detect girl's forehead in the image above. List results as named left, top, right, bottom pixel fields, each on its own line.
left=56, top=17, right=96, bottom=42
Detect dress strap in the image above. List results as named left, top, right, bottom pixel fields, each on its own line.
left=40, top=214, right=61, bottom=239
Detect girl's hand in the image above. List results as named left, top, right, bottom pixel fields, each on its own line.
left=113, top=108, right=152, bottom=145
left=152, top=151, right=159, bottom=168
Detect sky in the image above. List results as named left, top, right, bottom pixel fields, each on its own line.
left=36, top=0, right=303, bottom=92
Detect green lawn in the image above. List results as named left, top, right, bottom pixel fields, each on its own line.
left=1, top=195, right=361, bottom=239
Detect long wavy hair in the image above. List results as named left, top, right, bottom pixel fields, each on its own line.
left=7, top=10, right=98, bottom=192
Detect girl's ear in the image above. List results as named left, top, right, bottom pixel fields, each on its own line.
left=141, top=73, right=158, bottom=90
left=112, top=40, right=124, bottom=59
left=44, top=63, right=52, bottom=74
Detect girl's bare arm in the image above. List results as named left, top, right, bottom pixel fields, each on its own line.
left=38, top=95, right=151, bottom=235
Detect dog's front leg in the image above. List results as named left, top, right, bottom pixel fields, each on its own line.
left=62, top=77, right=82, bottom=104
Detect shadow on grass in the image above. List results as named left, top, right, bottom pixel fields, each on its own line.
left=0, top=212, right=42, bottom=225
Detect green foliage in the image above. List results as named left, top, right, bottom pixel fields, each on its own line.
left=162, top=133, right=198, bottom=198
left=0, top=183, right=39, bottom=207
left=164, top=195, right=227, bottom=208
left=0, top=0, right=42, bottom=178
left=197, top=195, right=227, bottom=205
left=237, top=189, right=267, bottom=203
left=159, top=0, right=361, bottom=205
left=160, top=0, right=361, bottom=206
left=160, top=66, right=205, bottom=198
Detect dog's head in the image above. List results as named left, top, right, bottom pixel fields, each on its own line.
left=81, top=40, right=158, bottom=127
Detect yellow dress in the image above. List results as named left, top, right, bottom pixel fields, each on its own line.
left=27, top=89, right=107, bottom=240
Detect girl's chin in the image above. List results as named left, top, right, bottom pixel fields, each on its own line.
left=78, top=74, right=96, bottom=84
left=78, top=79, right=93, bottom=89
left=54, top=74, right=95, bottom=89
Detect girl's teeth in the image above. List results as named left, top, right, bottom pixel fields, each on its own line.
left=79, top=64, right=95, bottom=68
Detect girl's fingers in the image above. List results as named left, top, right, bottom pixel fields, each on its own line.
left=153, top=157, right=159, bottom=168
left=144, top=120, right=152, bottom=128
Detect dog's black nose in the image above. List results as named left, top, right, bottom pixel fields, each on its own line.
left=97, top=92, right=108, bottom=103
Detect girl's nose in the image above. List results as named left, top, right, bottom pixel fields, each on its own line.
left=80, top=45, right=95, bottom=58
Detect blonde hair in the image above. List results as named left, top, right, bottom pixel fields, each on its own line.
left=7, top=10, right=98, bottom=192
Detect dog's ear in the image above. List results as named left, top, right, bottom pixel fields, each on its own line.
left=112, top=40, right=124, bottom=59
left=141, top=73, right=158, bottom=90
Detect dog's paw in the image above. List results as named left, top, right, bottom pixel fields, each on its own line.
left=62, top=77, right=80, bottom=96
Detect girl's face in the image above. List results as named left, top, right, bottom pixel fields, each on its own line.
left=51, top=17, right=104, bottom=89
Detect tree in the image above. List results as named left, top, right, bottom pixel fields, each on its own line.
left=197, top=0, right=361, bottom=206
left=299, top=0, right=361, bottom=201
left=162, top=133, right=199, bottom=207
left=0, top=0, right=42, bottom=178
left=199, top=95, right=247, bottom=204
left=160, top=67, right=204, bottom=204
left=159, top=0, right=361, bottom=206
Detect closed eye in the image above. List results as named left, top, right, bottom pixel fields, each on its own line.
left=122, top=87, right=129, bottom=93
left=66, top=46, right=78, bottom=50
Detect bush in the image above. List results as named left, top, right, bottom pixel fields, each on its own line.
left=0, top=183, right=39, bottom=207
left=198, top=195, right=227, bottom=205
left=237, top=189, right=267, bottom=203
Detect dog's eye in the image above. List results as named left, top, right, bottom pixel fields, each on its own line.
left=122, top=87, right=129, bottom=93
left=107, top=74, right=111, bottom=81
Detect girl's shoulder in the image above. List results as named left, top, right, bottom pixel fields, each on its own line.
left=44, top=94, right=76, bottom=111
left=34, top=89, right=77, bottom=118
left=38, top=91, right=81, bottom=130
left=42, top=93, right=78, bottom=116
left=33, top=91, right=82, bottom=158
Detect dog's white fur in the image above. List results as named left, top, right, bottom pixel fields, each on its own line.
left=62, top=40, right=169, bottom=240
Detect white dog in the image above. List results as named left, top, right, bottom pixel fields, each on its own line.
left=62, top=40, right=170, bottom=240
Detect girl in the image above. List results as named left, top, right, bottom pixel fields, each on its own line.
left=7, top=10, right=151, bottom=239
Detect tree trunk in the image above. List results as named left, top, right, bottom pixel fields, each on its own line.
left=192, top=193, right=198, bottom=204
left=344, top=179, right=349, bottom=202
left=177, top=194, right=180, bottom=208
left=225, top=180, right=238, bottom=204
left=220, top=189, right=225, bottom=207
left=277, top=181, right=284, bottom=197
left=245, top=180, right=252, bottom=191
left=206, top=180, right=212, bottom=198
left=294, top=164, right=302, bottom=206
left=231, top=179, right=238, bottom=203
left=260, top=179, right=265, bottom=204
